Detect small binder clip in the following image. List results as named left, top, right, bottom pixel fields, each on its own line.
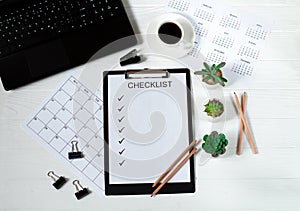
left=73, top=180, right=90, bottom=200
left=47, top=171, right=67, bottom=190
left=120, top=49, right=141, bottom=66
left=68, top=141, right=83, bottom=159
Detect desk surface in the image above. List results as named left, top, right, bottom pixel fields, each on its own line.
left=1, top=0, right=300, bottom=210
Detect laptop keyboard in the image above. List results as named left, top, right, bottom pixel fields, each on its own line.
left=0, top=0, right=124, bottom=57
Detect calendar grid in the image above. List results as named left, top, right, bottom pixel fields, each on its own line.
left=26, top=76, right=105, bottom=195
left=167, top=0, right=190, bottom=12
left=188, top=41, right=201, bottom=58
left=212, top=35, right=234, bottom=49
left=193, top=8, right=215, bottom=22
left=166, top=0, right=270, bottom=77
left=219, top=15, right=241, bottom=30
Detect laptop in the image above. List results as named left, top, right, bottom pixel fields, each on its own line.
left=0, top=0, right=137, bottom=90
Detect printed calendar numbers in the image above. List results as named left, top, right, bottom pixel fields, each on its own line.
left=49, top=136, right=67, bottom=153
left=26, top=76, right=105, bottom=194
left=245, top=25, right=268, bottom=40
left=238, top=45, right=260, bottom=59
left=53, top=90, right=70, bottom=106
left=89, top=134, right=104, bottom=153
left=206, top=50, right=227, bottom=64
left=166, top=0, right=270, bottom=77
left=231, top=60, right=254, bottom=76
left=188, top=41, right=201, bottom=58
left=56, top=108, right=73, bottom=123
left=83, top=144, right=98, bottom=161
left=58, top=126, right=76, bottom=143
left=220, top=14, right=241, bottom=30
left=167, top=0, right=190, bottom=12
left=36, top=108, right=53, bottom=124
left=212, top=35, right=234, bottom=48
left=46, top=99, right=62, bottom=115
left=91, top=153, right=104, bottom=172
left=47, top=117, right=64, bottom=133
left=39, top=126, right=56, bottom=143
left=193, top=8, right=215, bottom=22
left=194, top=23, right=209, bottom=37
left=28, top=118, right=44, bottom=133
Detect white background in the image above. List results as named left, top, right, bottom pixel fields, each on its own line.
left=0, top=0, right=300, bottom=210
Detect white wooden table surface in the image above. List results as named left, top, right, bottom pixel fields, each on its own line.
left=1, top=0, right=300, bottom=210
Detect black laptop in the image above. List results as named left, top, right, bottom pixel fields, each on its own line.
left=0, top=0, right=137, bottom=90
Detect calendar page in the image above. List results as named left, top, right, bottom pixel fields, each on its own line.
left=166, top=0, right=271, bottom=78
left=24, top=76, right=105, bottom=196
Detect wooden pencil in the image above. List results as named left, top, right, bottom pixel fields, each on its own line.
left=237, top=92, right=246, bottom=155
left=152, top=140, right=197, bottom=188
left=233, top=92, right=257, bottom=154
left=151, top=147, right=198, bottom=197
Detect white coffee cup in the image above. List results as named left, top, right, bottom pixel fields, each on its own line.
left=147, top=13, right=195, bottom=58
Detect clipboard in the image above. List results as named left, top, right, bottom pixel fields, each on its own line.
left=103, top=68, right=195, bottom=195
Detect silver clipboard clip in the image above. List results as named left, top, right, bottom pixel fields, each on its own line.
left=125, top=68, right=169, bottom=79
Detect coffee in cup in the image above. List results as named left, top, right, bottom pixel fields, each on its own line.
left=147, top=13, right=195, bottom=58
left=158, top=22, right=183, bottom=45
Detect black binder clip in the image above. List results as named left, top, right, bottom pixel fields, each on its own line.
left=73, top=180, right=90, bottom=200
left=47, top=171, right=67, bottom=190
left=68, top=140, right=83, bottom=159
left=120, top=49, right=141, bottom=66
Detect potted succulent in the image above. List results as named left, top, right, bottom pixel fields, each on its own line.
left=202, top=131, right=229, bottom=157
left=204, top=99, right=224, bottom=119
left=194, top=62, right=228, bottom=87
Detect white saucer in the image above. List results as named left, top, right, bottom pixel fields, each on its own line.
left=146, top=13, right=195, bottom=58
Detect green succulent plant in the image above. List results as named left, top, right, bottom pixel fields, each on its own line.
left=204, top=99, right=224, bottom=118
left=194, top=62, right=228, bottom=86
left=202, top=131, right=229, bottom=157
